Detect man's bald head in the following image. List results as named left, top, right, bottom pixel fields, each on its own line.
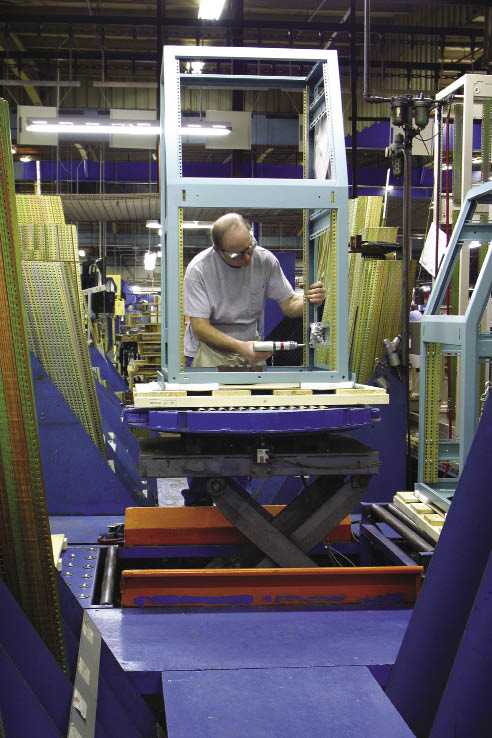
left=212, top=213, right=251, bottom=249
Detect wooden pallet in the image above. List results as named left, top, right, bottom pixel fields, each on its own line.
left=51, top=533, right=67, bottom=571
left=393, top=491, right=446, bottom=543
left=132, top=382, right=388, bottom=409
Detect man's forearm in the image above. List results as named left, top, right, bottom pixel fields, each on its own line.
left=191, top=318, right=243, bottom=354
left=280, top=294, right=304, bottom=318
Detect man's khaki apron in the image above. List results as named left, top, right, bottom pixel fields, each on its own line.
left=192, top=341, right=266, bottom=368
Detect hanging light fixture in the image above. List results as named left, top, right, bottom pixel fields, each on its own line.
left=26, top=117, right=231, bottom=138
left=198, top=0, right=226, bottom=20
left=144, top=251, right=157, bottom=271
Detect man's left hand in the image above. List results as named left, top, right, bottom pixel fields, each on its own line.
left=305, top=281, right=325, bottom=305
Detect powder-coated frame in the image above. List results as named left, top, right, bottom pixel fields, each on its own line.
left=159, top=46, right=349, bottom=385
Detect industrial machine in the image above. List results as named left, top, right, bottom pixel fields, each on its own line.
left=3, top=38, right=492, bottom=735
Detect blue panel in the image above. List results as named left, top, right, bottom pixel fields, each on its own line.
left=0, top=646, right=66, bottom=738
left=263, top=251, right=296, bottom=338
left=50, top=515, right=125, bottom=544
left=90, top=345, right=129, bottom=392
left=351, top=372, right=407, bottom=503
left=430, top=553, right=492, bottom=738
left=57, top=577, right=158, bottom=734
left=31, top=353, right=151, bottom=514
left=90, top=607, right=411, bottom=694
left=386, top=393, right=492, bottom=737
left=124, top=406, right=380, bottom=434
left=0, top=579, right=72, bottom=734
left=162, top=666, right=415, bottom=738
left=94, top=380, right=140, bottom=463
left=95, top=376, right=157, bottom=499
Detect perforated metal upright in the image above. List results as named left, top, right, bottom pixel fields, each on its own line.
left=159, top=46, right=349, bottom=386
left=417, top=181, right=492, bottom=510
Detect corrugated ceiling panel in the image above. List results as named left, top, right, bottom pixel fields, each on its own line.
left=60, top=193, right=160, bottom=222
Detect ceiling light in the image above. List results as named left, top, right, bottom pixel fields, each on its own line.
left=28, top=117, right=231, bottom=139
left=132, top=285, right=142, bottom=293
left=468, top=241, right=481, bottom=249
left=157, top=250, right=162, bottom=258
left=198, top=0, right=226, bottom=20
left=181, top=221, right=214, bottom=229
left=20, top=155, right=32, bottom=162
left=144, top=251, right=157, bottom=271
left=25, top=117, right=160, bottom=136
left=179, top=123, right=231, bottom=137
left=78, top=249, right=86, bottom=257
left=186, top=61, right=205, bottom=75
left=146, top=220, right=161, bottom=229
left=385, top=185, right=394, bottom=191
left=11, top=146, right=17, bottom=154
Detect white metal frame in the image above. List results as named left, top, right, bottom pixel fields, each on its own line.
left=159, top=46, right=350, bottom=386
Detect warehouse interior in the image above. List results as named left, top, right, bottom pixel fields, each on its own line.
left=1, top=1, right=492, bottom=737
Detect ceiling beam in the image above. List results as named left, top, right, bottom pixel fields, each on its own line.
left=0, top=33, right=42, bottom=104
left=0, top=12, right=485, bottom=39
left=0, top=49, right=477, bottom=74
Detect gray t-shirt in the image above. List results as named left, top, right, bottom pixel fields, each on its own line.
left=183, top=246, right=294, bottom=356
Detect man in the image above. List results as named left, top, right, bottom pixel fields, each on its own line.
left=183, top=212, right=325, bottom=367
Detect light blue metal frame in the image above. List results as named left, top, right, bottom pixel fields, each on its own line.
left=159, top=46, right=349, bottom=385
left=417, top=181, right=492, bottom=509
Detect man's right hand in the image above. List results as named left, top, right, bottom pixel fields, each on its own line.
left=238, top=341, right=272, bottom=365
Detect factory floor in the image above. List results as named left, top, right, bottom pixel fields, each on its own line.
left=99, top=480, right=415, bottom=736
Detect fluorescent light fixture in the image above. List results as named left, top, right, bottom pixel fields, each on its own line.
left=198, top=0, right=226, bottom=20
left=25, top=117, right=160, bottom=136
left=186, top=61, right=205, bottom=74
left=179, top=123, right=231, bottom=137
left=181, top=220, right=214, bottom=229
left=472, top=157, right=482, bottom=164
left=144, top=251, right=157, bottom=271
left=385, top=185, right=394, bottom=191
left=20, top=155, right=32, bottom=162
left=468, top=240, right=481, bottom=249
left=78, top=249, right=86, bottom=257
left=146, top=220, right=161, bottom=229
left=26, top=116, right=231, bottom=139
left=131, top=285, right=142, bottom=293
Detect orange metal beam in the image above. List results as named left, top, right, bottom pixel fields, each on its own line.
left=125, top=506, right=352, bottom=546
left=120, top=566, right=422, bottom=608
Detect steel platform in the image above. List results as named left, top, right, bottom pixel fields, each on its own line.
left=162, top=665, right=415, bottom=738
left=89, top=605, right=413, bottom=693
left=124, top=405, right=381, bottom=434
